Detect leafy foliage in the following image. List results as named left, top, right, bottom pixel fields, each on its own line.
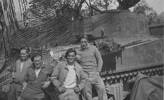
left=21, top=0, right=142, bottom=28
left=133, top=0, right=160, bottom=25
left=28, top=0, right=85, bottom=21
left=117, top=0, right=140, bottom=9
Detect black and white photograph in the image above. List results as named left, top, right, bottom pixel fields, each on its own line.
left=0, top=0, right=163, bottom=100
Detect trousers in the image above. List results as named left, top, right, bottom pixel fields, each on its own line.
left=8, top=83, right=22, bottom=100
left=82, top=72, right=108, bottom=100
left=59, top=89, right=79, bottom=100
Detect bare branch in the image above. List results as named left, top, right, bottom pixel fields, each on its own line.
left=84, top=0, right=104, bottom=13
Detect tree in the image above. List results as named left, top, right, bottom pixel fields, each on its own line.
left=22, top=0, right=142, bottom=28
left=117, top=0, right=140, bottom=10
left=28, top=0, right=85, bottom=20
left=83, top=0, right=140, bottom=16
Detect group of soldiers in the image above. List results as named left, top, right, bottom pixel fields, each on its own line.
left=8, top=36, right=108, bottom=100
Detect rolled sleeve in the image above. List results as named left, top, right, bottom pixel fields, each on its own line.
left=94, top=47, right=103, bottom=72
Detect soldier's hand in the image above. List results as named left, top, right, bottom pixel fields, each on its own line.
left=42, top=81, right=50, bottom=89
left=58, top=86, right=66, bottom=93
left=12, top=72, right=15, bottom=79
left=76, top=55, right=81, bottom=61
left=74, top=86, right=80, bottom=93
left=22, top=82, right=27, bottom=90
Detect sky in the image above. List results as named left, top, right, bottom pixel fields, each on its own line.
left=145, top=0, right=164, bottom=14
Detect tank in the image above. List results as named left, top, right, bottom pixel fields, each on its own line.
left=0, top=10, right=163, bottom=96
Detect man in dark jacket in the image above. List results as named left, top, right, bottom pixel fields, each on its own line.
left=21, top=53, right=52, bottom=100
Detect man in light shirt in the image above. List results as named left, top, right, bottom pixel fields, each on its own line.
left=51, top=48, right=87, bottom=100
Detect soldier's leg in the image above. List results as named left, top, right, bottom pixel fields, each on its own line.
left=59, top=89, right=79, bottom=100
left=82, top=80, right=92, bottom=100
left=94, top=73, right=108, bottom=100
left=8, top=83, right=18, bottom=100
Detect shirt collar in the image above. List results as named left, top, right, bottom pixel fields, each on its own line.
left=64, top=62, right=79, bottom=71
left=31, top=63, right=45, bottom=70
left=67, top=64, right=75, bottom=69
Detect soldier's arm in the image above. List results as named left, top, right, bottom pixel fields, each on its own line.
left=78, top=68, right=87, bottom=90
left=95, top=47, right=103, bottom=72
left=22, top=67, right=29, bottom=90
left=50, top=63, right=62, bottom=88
